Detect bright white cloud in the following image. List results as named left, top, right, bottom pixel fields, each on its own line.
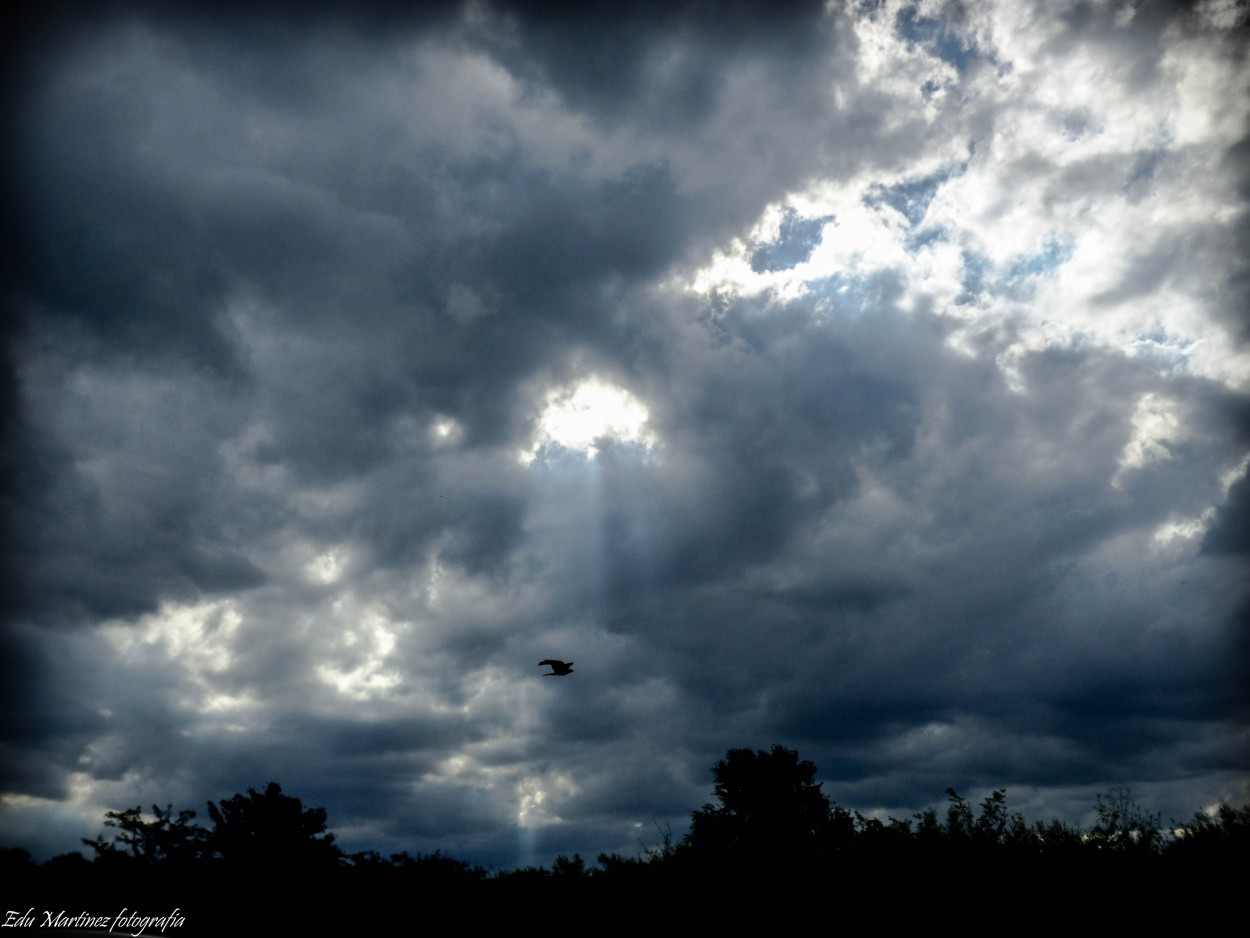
left=687, top=1, right=1250, bottom=393
left=1118, top=393, right=1185, bottom=476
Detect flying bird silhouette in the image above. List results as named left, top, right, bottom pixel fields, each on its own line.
left=539, top=659, right=573, bottom=676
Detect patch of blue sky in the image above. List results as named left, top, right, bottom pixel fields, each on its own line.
left=953, top=240, right=1073, bottom=306
left=1127, top=344, right=1190, bottom=376
left=865, top=168, right=954, bottom=226
left=750, top=209, right=833, bottom=273
left=904, top=226, right=948, bottom=252
left=895, top=4, right=979, bottom=75
left=1128, top=329, right=1194, bottom=366
left=807, top=272, right=895, bottom=319
left=955, top=250, right=992, bottom=306
left=1006, top=238, right=1073, bottom=281
left=1139, top=328, right=1191, bottom=347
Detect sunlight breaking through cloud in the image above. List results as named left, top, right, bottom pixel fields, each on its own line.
left=522, top=377, right=657, bottom=463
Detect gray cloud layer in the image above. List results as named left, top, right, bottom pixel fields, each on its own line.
left=3, top=0, right=1247, bottom=867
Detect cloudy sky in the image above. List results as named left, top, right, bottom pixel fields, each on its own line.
left=3, top=0, right=1248, bottom=868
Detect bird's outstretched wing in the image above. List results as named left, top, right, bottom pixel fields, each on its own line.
left=539, top=659, right=573, bottom=675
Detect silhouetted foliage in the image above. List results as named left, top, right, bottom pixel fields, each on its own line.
left=1034, top=817, right=1084, bottom=855
left=687, top=745, right=831, bottom=865
left=827, top=803, right=857, bottom=852
left=1088, top=787, right=1161, bottom=853
left=0, top=846, right=36, bottom=873
left=206, top=781, right=341, bottom=871
left=1169, top=802, right=1250, bottom=863
left=551, top=853, right=587, bottom=879
left=82, top=804, right=208, bottom=867
left=974, top=789, right=1009, bottom=844
left=914, top=805, right=942, bottom=841
left=640, top=819, right=679, bottom=863
left=945, top=787, right=974, bottom=842
left=8, top=759, right=1248, bottom=925
left=344, top=847, right=487, bottom=894
left=853, top=812, right=913, bottom=856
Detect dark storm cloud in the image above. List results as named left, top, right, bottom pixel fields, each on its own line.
left=1205, top=472, right=1250, bottom=555
left=477, top=0, right=834, bottom=118
left=3, top=0, right=870, bottom=631
left=606, top=313, right=920, bottom=591
left=581, top=308, right=1248, bottom=802
left=1204, top=394, right=1250, bottom=555
left=5, top=17, right=689, bottom=622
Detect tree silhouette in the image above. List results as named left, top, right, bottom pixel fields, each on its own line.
left=687, top=745, right=831, bottom=864
left=81, top=804, right=208, bottom=867
left=206, top=782, right=341, bottom=871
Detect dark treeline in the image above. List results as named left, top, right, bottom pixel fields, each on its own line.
left=4, top=748, right=1246, bottom=928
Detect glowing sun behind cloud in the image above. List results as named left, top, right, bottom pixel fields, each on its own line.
left=522, top=377, right=657, bottom=463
